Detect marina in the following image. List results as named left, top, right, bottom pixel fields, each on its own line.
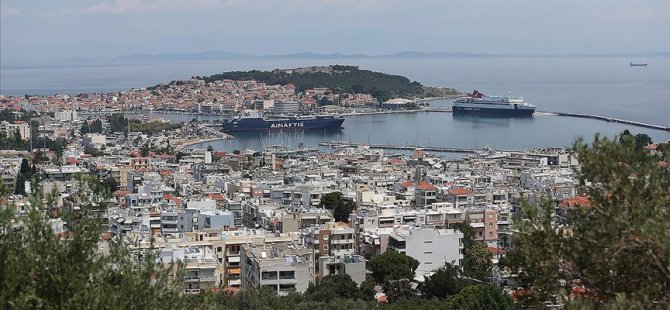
left=319, top=141, right=487, bottom=154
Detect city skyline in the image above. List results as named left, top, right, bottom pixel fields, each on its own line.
left=2, top=0, right=670, bottom=64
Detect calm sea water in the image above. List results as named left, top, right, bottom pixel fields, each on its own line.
left=2, top=57, right=669, bottom=151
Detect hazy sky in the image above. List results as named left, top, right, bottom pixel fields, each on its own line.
left=1, top=0, right=669, bottom=64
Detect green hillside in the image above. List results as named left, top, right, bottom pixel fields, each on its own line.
left=200, top=65, right=424, bottom=102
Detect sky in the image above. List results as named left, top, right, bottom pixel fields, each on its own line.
left=1, top=0, right=669, bottom=64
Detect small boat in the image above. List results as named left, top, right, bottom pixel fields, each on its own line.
left=630, top=62, right=648, bottom=67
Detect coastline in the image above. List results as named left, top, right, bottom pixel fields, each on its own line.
left=174, top=136, right=234, bottom=152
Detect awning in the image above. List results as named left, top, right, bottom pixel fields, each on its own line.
left=227, top=267, right=241, bottom=275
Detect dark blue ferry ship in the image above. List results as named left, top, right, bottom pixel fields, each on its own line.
left=452, top=90, right=536, bottom=117
left=222, top=114, right=344, bottom=132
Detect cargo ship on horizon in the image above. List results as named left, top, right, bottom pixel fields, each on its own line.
left=222, top=112, right=344, bottom=132
left=452, top=90, right=536, bottom=117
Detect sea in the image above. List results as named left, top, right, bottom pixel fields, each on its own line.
left=2, top=57, right=669, bottom=153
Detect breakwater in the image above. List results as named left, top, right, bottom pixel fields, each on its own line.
left=547, top=112, right=670, bottom=132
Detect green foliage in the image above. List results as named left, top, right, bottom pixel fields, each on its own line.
left=505, top=200, right=565, bottom=304
left=0, top=109, right=16, bottom=122
left=319, top=192, right=356, bottom=223
left=0, top=176, right=190, bottom=309
left=620, top=129, right=654, bottom=151
left=90, top=119, right=104, bottom=133
left=368, top=250, right=420, bottom=283
left=20, top=158, right=31, bottom=175
left=454, top=223, right=492, bottom=281
left=108, top=113, right=128, bottom=133
left=202, top=67, right=424, bottom=102
left=449, top=285, right=518, bottom=310
left=304, top=274, right=361, bottom=302
left=422, top=263, right=468, bottom=299
left=507, top=134, right=670, bottom=307
left=633, top=133, right=652, bottom=150
left=80, top=121, right=90, bottom=134
left=14, top=173, right=27, bottom=195
left=383, top=278, right=415, bottom=302
left=140, top=144, right=150, bottom=157
left=463, top=242, right=492, bottom=281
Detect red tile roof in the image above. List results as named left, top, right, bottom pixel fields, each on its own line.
left=113, top=190, right=131, bottom=197
left=448, top=188, right=474, bottom=196
left=208, top=193, right=225, bottom=201
left=559, top=196, right=591, bottom=209
left=399, top=181, right=416, bottom=188
left=416, top=182, right=437, bottom=191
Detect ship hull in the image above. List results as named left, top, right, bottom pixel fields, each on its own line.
left=223, top=116, right=344, bottom=132
left=452, top=106, right=535, bottom=117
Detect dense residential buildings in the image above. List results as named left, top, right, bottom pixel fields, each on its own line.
left=0, top=96, right=596, bottom=298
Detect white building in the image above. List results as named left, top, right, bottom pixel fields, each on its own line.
left=54, top=110, right=79, bottom=122
left=241, top=243, right=315, bottom=295
left=389, top=226, right=463, bottom=276
left=0, top=121, right=30, bottom=140
left=83, top=133, right=107, bottom=149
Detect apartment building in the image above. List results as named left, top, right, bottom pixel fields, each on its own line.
left=241, top=243, right=315, bottom=295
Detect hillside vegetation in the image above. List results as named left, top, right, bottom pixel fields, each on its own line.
left=201, top=65, right=425, bottom=102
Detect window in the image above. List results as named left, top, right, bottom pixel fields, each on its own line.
left=424, top=251, right=433, bottom=254
left=424, top=240, right=433, bottom=244
left=279, top=284, right=295, bottom=292
left=488, top=214, right=493, bottom=219
left=323, top=245, right=328, bottom=251
left=261, top=271, right=278, bottom=280
left=323, top=235, right=329, bottom=240
left=489, top=223, right=493, bottom=227
left=217, top=247, right=222, bottom=252
left=279, top=271, right=295, bottom=279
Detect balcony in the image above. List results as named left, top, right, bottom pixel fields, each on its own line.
left=330, top=238, right=353, bottom=244
left=161, top=227, right=178, bottom=233
left=199, top=276, right=217, bottom=283
left=227, top=279, right=241, bottom=286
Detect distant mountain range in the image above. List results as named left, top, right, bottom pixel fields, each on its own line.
left=113, top=50, right=670, bottom=62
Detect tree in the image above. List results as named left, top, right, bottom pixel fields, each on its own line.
left=619, top=129, right=631, bottom=143
left=319, top=192, right=343, bottom=209
left=422, top=262, right=468, bottom=298
left=368, top=250, right=420, bottom=283
left=20, top=158, right=31, bottom=175
left=140, top=144, right=150, bottom=157
left=14, top=129, right=22, bottom=144
left=454, top=223, right=492, bottom=281
left=14, top=173, right=26, bottom=195
left=507, top=134, right=670, bottom=307
left=383, top=278, right=415, bottom=302
left=463, top=242, right=492, bottom=281
left=0, top=177, right=192, bottom=309
left=0, top=109, right=15, bottom=122
left=450, top=285, right=518, bottom=310
left=304, top=274, right=360, bottom=302
left=80, top=121, right=90, bottom=135
left=634, top=133, right=652, bottom=150
left=90, top=119, right=103, bottom=133
left=333, top=200, right=355, bottom=223
left=108, top=113, right=128, bottom=133
left=319, top=192, right=355, bottom=222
